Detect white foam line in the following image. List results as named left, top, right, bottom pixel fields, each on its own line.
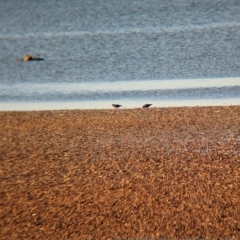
left=1, top=22, right=240, bottom=39
left=1, top=78, right=240, bottom=94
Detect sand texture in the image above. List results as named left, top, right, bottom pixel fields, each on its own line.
left=1, top=106, right=240, bottom=239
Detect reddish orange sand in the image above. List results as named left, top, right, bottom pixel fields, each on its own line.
left=1, top=106, right=240, bottom=239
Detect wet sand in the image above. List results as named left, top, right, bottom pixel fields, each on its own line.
left=1, top=106, right=240, bottom=239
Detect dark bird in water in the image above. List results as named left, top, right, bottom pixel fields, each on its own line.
left=112, top=104, right=122, bottom=108
left=142, top=104, right=152, bottom=108
left=21, top=54, right=44, bottom=61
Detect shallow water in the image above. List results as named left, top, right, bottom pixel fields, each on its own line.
left=1, top=78, right=240, bottom=102
left=0, top=0, right=240, bottom=110
left=1, top=98, right=240, bottom=111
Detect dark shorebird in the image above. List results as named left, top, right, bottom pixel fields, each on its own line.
left=112, top=104, right=122, bottom=108
left=142, top=104, right=152, bottom=108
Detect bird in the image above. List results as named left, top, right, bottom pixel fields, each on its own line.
left=112, top=104, right=122, bottom=108
left=142, top=104, right=152, bottom=108
left=23, top=54, right=33, bottom=61
left=21, top=54, right=44, bottom=61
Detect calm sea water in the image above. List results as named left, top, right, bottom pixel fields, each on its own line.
left=0, top=0, right=240, bottom=110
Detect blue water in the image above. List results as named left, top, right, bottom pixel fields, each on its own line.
left=0, top=0, right=240, bottom=110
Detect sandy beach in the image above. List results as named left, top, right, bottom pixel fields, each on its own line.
left=1, top=106, right=240, bottom=239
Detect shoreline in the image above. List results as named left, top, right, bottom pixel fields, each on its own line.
left=1, top=106, right=240, bottom=239
left=0, top=98, right=240, bottom=111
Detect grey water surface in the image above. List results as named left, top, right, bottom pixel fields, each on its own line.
left=0, top=0, right=240, bottom=110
